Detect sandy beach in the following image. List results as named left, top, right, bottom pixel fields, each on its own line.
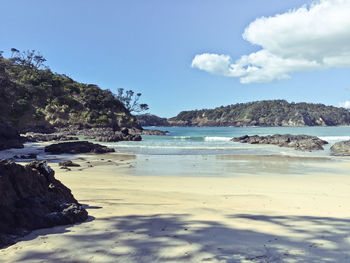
left=2, top=153, right=350, bottom=263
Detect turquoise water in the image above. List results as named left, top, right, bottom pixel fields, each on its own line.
left=108, top=126, right=350, bottom=156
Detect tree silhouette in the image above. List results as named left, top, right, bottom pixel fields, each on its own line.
left=115, top=88, right=149, bottom=113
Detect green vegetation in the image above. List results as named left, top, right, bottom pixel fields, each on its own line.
left=136, top=114, right=170, bottom=126
left=0, top=49, right=140, bottom=132
left=169, top=100, right=350, bottom=126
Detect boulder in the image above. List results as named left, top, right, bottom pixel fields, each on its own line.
left=0, top=160, right=88, bottom=248
left=330, top=140, right=350, bottom=155
left=58, top=160, right=80, bottom=167
left=0, top=120, right=23, bottom=150
left=44, top=141, right=115, bottom=154
left=232, top=134, right=328, bottom=151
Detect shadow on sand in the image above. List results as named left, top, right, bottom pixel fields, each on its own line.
left=13, top=213, right=350, bottom=262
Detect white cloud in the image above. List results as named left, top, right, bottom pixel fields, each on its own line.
left=191, top=0, right=350, bottom=83
left=339, top=101, right=350, bottom=108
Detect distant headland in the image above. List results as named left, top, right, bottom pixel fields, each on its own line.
left=137, top=100, right=350, bottom=127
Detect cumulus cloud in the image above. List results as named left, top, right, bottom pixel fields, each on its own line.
left=191, top=0, right=350, bottom=83
left=339, top=101, right=350, bottom=108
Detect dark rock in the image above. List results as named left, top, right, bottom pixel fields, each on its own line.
left=0, top=160, right=88, bottom=248
left=232, top=134, right=328, bottom=151
left=58, top=161, right=81, bottom=167
left=60, top=166, right=71, bottom=171
left=16, top=153, right=37, bottom=159
left=73, top=128, right=142, bottom=142
left=330, top=140, right=350, bottom=155
left=22, top=133, right=78, bottom=143
left=0, top=120, right=23, bottom=150
left=131, top=129, right=168, bottom=136
left=121, top=127, right=129, bottom=136
left=53, top=126, right=144, bottom=142
left=19, top=126, right=55, bottom=134
left=44, top=141, right=115, bottom=154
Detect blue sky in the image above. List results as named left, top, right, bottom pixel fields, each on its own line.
left=1, top=0, right=350, bottom=117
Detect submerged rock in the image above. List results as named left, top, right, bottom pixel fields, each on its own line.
left=44, top=141, right=115, bottom=154
left=330, top=140, right=350, bottom=155
left=232, top=134, right=328, bottom=151
left=0, top=160, right=88, bottom=248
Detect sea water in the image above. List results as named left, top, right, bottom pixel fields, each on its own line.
left=102, top=126, right=350, bottom=177
left=108, top=126, right=350, bottom=157
left=3, top=126, right=349, bottom=177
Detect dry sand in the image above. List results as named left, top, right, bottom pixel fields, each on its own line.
left=2, top=154, right=350, bottom=262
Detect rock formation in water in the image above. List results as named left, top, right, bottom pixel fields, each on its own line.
left=330, top=140, right=350, bottom=155
left=232, top=134, right=328, bottom=151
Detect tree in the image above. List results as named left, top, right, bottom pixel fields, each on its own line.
left=10, top=49, right=47, bottom=70
left=10, top=48, right=19, bottom=57
left=115, top=88, right=149, bottom=113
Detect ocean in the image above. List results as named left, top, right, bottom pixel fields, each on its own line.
left=2, top=126, right=350, bottom=177
left=109, top=126, right=350, bottom=157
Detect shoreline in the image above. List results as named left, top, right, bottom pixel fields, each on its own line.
left=2, top=153, right=350, bottom=262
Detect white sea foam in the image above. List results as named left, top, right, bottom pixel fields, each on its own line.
left=172, top=136, right=192, bottom=139
left=113, top=144, right=241, bottom=150
left=204, top=137, right=232, bottom=142
left=320, top=136, right=350, bottom=141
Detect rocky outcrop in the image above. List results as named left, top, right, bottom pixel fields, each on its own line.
left=55, top=127, right=142, bottom=142
left=54, top=126, right=167, bottom=140
left=13, top=153, right=37, bottom=159
left=130, top=128, right=168, bottom=136
left=22, top=133, right=78, bottom=143
left=44, top=141, right=115, bottom=154
left=330, top=140, right=350, bottom=155
left=232, top=134, right=328, bottom=151
left=85, top=127, right=142, bottom=142
left=0, top=120, right=23, bottom=150
left=0, top=160, right=88, bottom=248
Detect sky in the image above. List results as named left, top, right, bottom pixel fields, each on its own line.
left=1, top=0, right=350, bottom=117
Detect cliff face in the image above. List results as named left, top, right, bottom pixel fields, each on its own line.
left=168, top=100, right=350, bottom=127
left=0, top=55, right=140, bottom=133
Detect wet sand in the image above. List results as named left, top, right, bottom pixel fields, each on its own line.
left=2, top=154, right=350, bottom=262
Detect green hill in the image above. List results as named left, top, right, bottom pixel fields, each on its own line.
left=136, top=114, right=170, bottom=127
left=0, top=50, right=140, bottom=132
left=168, top=100, right=350, bottom=127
